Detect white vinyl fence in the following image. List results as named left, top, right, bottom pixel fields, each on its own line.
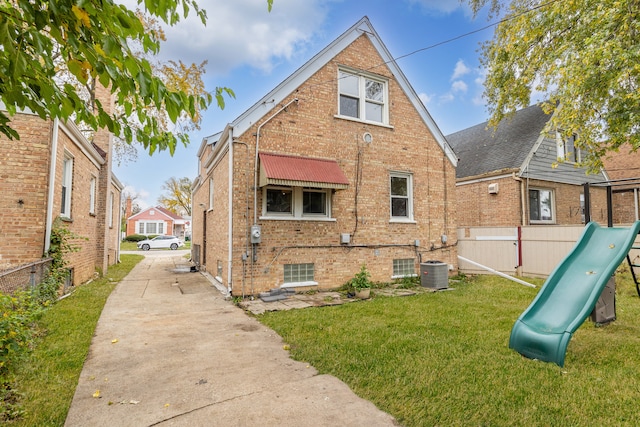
left=457, top=225, right=640, bottom=278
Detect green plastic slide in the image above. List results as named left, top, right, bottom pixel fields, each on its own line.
left=509, top=221, right=640, bottom=367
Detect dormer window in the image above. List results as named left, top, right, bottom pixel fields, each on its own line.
left=338, top=69, right=388, bottom=124
left=557, top=133, right=580, bottom=163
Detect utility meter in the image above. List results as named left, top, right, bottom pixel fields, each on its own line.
left=251, top=225, right=262, bottom=244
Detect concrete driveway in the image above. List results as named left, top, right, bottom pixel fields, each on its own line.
left=64, top=251, right=398, bottom=426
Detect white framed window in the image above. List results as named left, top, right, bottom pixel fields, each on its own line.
left=61, top=154, right=73, bottom=218
left=338, top=69, right=388, bottom=124
left=262, top=186, right=333, bottom=220
left=137, top=221, right=165, bottom=235
left=209, top=177, right=214, bottom=210
left=108, top=191, right=114, bottom=228
left=393, top=259, right=416, bottom=278
left=557, top=133, right=580, bottom=163
left=529, top=188, right=555, bottom=223
left=390, top=172, right=413, bottom=221
left=89, top=176, right=96, bottom=215
left=284, top=263, right=315, bottom=283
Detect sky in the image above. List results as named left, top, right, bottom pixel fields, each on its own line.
left=114, top=0, right=498, bottom=210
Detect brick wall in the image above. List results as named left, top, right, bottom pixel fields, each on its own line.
left=0, top=113, right=51, bottom=270
left=194, top=34, right=458, bottom=295
left=455, top=175, right=609, bottom=227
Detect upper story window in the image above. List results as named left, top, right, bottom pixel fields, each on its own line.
left=529, top=188, right=555, bottom=224
left=338, top=69, right=387, bottom=124
left=263, top=187, right=333, bottom=220
left=61, top=154, right=73, bottom=218
left=390, top=172, right=414, bottom=222
left=557, top=133, right=581, bottom=163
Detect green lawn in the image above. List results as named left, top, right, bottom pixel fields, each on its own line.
left=8, top=255, right=143, bottom=426
left=119, top=240, right=191, bottom=251
left=259, top=269, right=640, bottom=426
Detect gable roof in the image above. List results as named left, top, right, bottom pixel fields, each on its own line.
left=128, top=205, right=182, bottom=221
left=446, top=104, right=551, bottom=179
left=199, top=16, right=456, bottom=166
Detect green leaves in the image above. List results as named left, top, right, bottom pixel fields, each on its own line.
left=0, top=0, right=213, bottom=155
left=470, top=0, right=640, bottom=171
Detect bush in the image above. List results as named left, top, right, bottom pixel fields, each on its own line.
left=123, top=234, right=149, bottom=242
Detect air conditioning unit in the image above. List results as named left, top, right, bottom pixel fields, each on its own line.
left=488, top=183, right=499, bottom=194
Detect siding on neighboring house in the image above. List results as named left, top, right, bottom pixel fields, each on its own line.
left=447, top=104, right=610, bottom=227
left=192, top=18, right=458, bottom=296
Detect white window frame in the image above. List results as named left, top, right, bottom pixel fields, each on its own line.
left=529, top=188, right=556, bottom=224
left=556, top=132, right=581, bottom=163
left=209, top=177, right=214, bottom=210
left=137, top=220, right=166, bottom=235
left=261, top=186, right=334, bottom=221
left=89, top=176, right=96, bottom=215
left=337, top=68, right=389, bottom=125
left=108, top=191, right=114, bottom=228
left=389, top=172, right=414, bottom=222
left=61, top=153, right=73, bottom=218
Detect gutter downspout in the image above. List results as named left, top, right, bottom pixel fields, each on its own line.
left=227, top=128, right=234, bottom=296
left=253, top=98, right=299, bottom=224
left=44, top=119, right=60, bottom=254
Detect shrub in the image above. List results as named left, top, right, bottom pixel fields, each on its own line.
left=123, top=234, right=148, bottom=242
left=344, top=264, right=373, bottom=293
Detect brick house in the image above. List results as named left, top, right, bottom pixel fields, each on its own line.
left=125, top=204, right=188, bottom=239
left=446, top=104, right=609, bottom=227
left=602, top=144, right=640, bottom=224
left=0, top=84, right=123, bottom=285
left=191, top=17, right=458, bottom=296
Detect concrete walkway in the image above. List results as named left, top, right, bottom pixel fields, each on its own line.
left=64, top=252, right=398, bottom=426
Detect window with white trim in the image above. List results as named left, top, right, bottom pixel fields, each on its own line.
left=61, top=154, right=73, bottom=218
left=209, top=177, right=214, bottom=210
left=390, top=172, right=413, bottom=221
left=338, top=69, right=387, bottom=124
left=529, top=188, right=555, bottom=223
left=284, top=263, right=315, bottom=283
left=557, top=133, right=581, bottom=163
left=108, top=191, right=114, bottom=228
left=393, top=259, right=416, bottom=277
left=263, top=187, right=332, bottom=219
left=89, top=176, right=96, bottom=215
left=137, top=221, right=165, bottom=235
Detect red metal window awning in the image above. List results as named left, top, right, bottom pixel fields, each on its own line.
left=259, top=152, right=349, bottom=189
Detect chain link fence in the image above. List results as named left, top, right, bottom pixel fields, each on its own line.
left=0, top=258, right=53, bottom=295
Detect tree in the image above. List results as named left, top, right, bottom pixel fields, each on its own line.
left=468, top=0, right=640, bottom=171
left=0, top=0, right=236, bottom=155
left=158, top=177, right=192, bottom=216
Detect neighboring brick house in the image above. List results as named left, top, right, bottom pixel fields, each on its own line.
left=602, top=144, right=640, bottom=224
left=446, top=104, right=609, bottom=227
left=126, top=204, right=187, bottom=239
left=0, top=84, right=123, bottom=286
left=191, top=17, right=458, bottom=296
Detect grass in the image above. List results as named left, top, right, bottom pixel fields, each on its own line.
left=119, top=240, right=191, bottom=251
left=259, top=268, right=640, bottom=426
left=8, top=254, right=143, bottom=426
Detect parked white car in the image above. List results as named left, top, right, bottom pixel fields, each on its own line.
left=137, top=235, right=184, bottom=251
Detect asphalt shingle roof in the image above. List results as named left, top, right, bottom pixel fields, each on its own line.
left=446, top=104, right=552, bottom=179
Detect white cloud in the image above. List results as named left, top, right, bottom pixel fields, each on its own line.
left=124, top=0, right=330, bottom=75
left=439, top=93, right=455, bottom=103
left=419, top=92, right=434, bottom=105
left=451, top=59, right=471, bottom=81
left=451, top=80, right=468, bottom=93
